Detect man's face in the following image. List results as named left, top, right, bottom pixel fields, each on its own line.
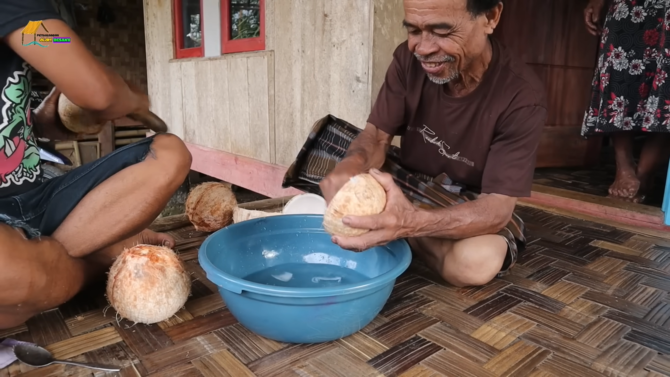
left=403, top=0, right=498, bottom=84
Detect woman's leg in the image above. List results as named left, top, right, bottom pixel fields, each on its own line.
left=608, top=132, right=640, bottom=200
left=634, top=133, right=670, bottom=203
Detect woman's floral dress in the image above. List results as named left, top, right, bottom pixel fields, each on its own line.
left=582, top=0, right=670, bottom=136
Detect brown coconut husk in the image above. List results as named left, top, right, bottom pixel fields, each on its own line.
left=185, top=182, right=238, bottom=232
left=57, top=93, right=106, bottom=135
left=323, top=173, right=386, bottom=237
left=106, top=244, right=191, bottom=325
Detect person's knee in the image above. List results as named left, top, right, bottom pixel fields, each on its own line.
left=149, top=133, right=192, bottom=181
left=0, top=226, right=59, bottom=306
left=0, top=224, right=87, bottom=327
left=0, top=226, right=29, bottom=306
left=440, top=235, right=507, bottom=288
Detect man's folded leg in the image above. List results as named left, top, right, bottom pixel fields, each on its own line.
left=408, top=234, right=511, bottom=288
left=4, top=133, right=192, bottom=259
left=281, top=116, right=527, bottom=286
left=0, top=223, right=92, bottom=329
left=51, top=133, right=192, bottom=257
left=0, top=133, right=192, bottom=328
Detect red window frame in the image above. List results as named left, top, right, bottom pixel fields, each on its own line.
left=221, top=0, right=265, bottom=54
left=173, top=0, right=205, bottom=59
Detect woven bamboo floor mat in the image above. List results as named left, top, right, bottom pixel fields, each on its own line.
left=2, top=205, right=670, bottom=376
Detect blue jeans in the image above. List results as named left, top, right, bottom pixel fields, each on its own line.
left=0, top=136, right=155, bottom=239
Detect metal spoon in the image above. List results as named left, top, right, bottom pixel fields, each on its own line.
left=13, top=343, right=121, bottom=372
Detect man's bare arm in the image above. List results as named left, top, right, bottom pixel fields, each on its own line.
left=343, top=123, right=393, bottom=169
left=3, top=19, right=146, bottom=121
left=407, top=193, right=517, bottom=240
left=319, top=123, right=393, bottom=201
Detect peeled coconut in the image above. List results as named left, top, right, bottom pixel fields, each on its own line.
left=185, top=182, right=238, bottom=232
left=106, top=244, right=191, bottom=324
left=323, top=173, right=386, bottom=237
left=57, top=93, right=106, bottom=135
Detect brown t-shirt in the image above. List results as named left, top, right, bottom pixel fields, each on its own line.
left=368, top=37, right=547, bottom=197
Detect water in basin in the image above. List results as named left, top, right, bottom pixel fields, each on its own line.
left=243, top=263, right=369, bottom=288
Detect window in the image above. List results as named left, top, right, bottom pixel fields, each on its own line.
left=221, top=0, right=265, bottom=54
left=172, top=0, right=265, bottom=59
left=173, top=0, right=204, bottom=58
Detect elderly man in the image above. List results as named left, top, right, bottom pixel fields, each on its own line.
left=284, top=0, right=547, bottom=287
left=0, top=1, right=192, bottom=329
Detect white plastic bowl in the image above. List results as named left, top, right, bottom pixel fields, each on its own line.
left=282, top=193, right=327, bottom=215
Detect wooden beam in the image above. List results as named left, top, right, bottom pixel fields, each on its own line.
left=149, top=196, right=295, bottom=233
left=112, top=117, right=144, bottom=128
left=158, top=143, right=670, bottom=236
left=116, top=129, right=150, bottom=138
left=519, top=184, right=670, bottom=232
left=518, top=201, right=670, bottom=240
left=184, top=142, right=669, bottom=232
left=98, top=123, right=115, bottom=157
left=150, top=214, right=191, bottom=232
left=186, top=142, right=303, bottom=199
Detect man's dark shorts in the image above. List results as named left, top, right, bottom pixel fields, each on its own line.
left=0, top=136, right=155, bottom=238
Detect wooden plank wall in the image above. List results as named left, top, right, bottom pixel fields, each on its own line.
left=269, top=0, right=374, bottom=166
left=144, top=0, right=377, bottom=167
left=371, top=0, right=407, bottom=148
left=144, top=0, right=178, bottom=136
left=176, top=53, right=275, bottom=164
left=145, top=0, right=602, bottom=171
left=494, top=0, right=601, bottom=168
left=144, top=0, right=274, bottom=163
left=371, top=0, right=407, bottom=109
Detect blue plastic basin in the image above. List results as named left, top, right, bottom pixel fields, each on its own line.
left=198, top=214, right=412, bottom=344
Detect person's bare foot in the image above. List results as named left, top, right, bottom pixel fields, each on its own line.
left=105, top=228, right=175, bottom=255
left=84, top=229, right=176, bottom=272
left=608, top=168, right=640, bottom=200
left=630, top=174, right=654, bottom=204
left=132, top=229, right=176, bottom=249
left=631, top=133, right=670, bottom=204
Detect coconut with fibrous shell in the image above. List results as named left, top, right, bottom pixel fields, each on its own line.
left=323, top=173, right=386, bottom=237
left=57, top=93, right=106, bottom=135
left=106, top=244, right=191, bottom=324
left=185, top=182, right=237, bottom=232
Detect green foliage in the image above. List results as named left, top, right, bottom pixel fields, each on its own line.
left=230, top=0, right=260, bottom=40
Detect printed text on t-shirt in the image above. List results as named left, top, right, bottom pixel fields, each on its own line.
left=416, top=125, right=474, bottom=167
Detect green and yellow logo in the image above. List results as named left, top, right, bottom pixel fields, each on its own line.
left=22, top=21, right=70, bottom=47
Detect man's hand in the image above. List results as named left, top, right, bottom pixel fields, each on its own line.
left=32, top=81, right=149, bottom=141
left=123, top=77, right=151, bottom=117
left=332, top=169, right=417, bottom=251
left=32, top=87, right=78, bottom=141
left=5, top=19, right=150, bottom=121
left=319, top=172, right=351, bottom=204
left=319, top=159, right=362, bottom=203
left=584, top=0, right=606, bottom=36
left=320, top=123, right=393, bottom=203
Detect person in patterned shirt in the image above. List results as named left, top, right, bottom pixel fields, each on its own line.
left=582, top=0, right=670, bottom=203
left=0, top=0, right=192, bottom=329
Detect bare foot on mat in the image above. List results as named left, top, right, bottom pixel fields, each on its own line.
left=132, top=229, right=176, bottom=248
left=630, top=175, right=654, bottom=204
left=608, top=168, right=640, bottom=200
left=85, top=229, right=176, bottom=270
